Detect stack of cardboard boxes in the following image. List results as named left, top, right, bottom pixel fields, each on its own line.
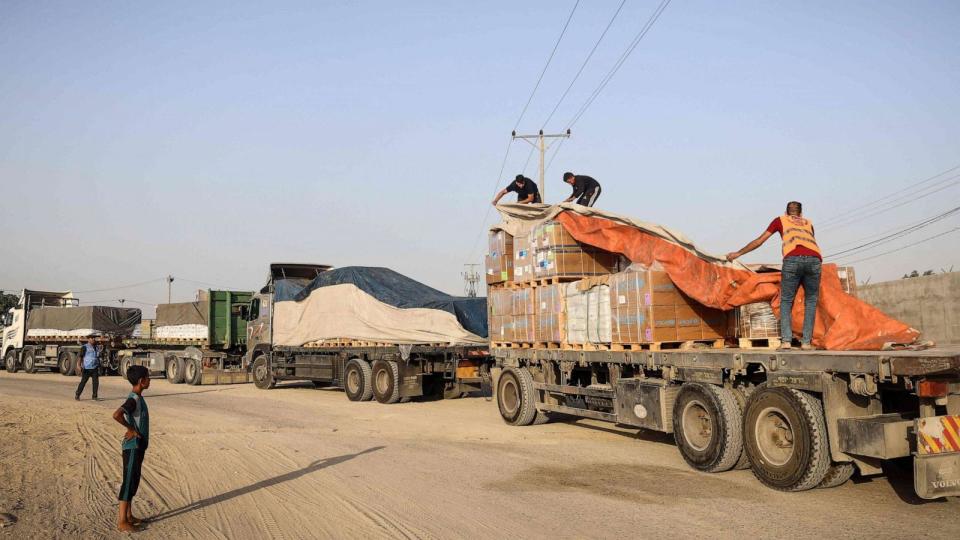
left=486, top=223, right=730, bottom=347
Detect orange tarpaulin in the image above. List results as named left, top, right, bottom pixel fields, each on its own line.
left=553, top=211, right=920, bottom=351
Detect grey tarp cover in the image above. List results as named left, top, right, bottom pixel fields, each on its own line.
left=283, top=267, right=488, bottom=338
left=27, top=306, right=141, bottom=335
left=156, top=302, right=208, bottom=326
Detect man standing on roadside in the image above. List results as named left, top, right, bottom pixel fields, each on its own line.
left=726, top=201, right=822, bottom=350
left=561, top=172, right=602, bottom=207
left=75, top=336, right=101, bottom=400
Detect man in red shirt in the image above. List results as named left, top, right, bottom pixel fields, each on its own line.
left=726, top=201, right=822, bottom=350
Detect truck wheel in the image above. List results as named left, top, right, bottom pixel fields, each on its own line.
left=23, top=350, right=38, bottom=374
left=252, top=355, right=275, bottom=390
left=497, top=367, right=538, bottom=426
left=5, top=349, right=18, bottom=373
left=344, top=359, right=373, bottom=401
left=58, top=352, right=73, bottom=376
left=818, top=461, right=856, bottom=489
left=371, top=360, right=401, bottom=404
left=185, top=359, right=202, bottom=385
left=672, top=383, right=744, bottom=473
left=119, top=356, right=132, bottom=379
left=743, top=386, right=831, bottom=491
left=167, top=357, right=185, bottom=384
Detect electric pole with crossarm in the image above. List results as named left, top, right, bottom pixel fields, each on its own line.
left=512, top=129, right=570, bottom=201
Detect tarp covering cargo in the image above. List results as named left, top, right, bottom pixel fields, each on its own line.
left=493, top=203, right=920, bottom=351
left=272, top=267, right=487, bottom=347
left=284, top=266, right=487, bottom=338
left=156, top=302, right=208, bottom=327
left=26, top=306, right=141, bottom=336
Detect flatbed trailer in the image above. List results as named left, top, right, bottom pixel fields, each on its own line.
left=492, top=345, right=960, bottom=499
left=250, top=343, right=491, bottom=403
left=120, top=290, right=253, bottom=385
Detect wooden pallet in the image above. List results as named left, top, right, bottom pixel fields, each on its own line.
left=304, top=340, right=449, bottom=349
left=609, top=339, right=725, bottom=351
left=738, top=337, right=782, bottom=349
left=492, top=341, right=535, bottom=349
left=490, top=276, right=593, bottom=289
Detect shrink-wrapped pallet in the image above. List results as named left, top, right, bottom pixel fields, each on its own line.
left=737, top=302, right=780, bottom=339
left=564, top=280, right=611, bottom=344
left=485, top=230, right=514, bottom=284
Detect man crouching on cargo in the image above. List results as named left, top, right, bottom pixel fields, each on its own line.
left=112, top=365, right=151, bottom=532
left=726, top=201, right=823, bottom=350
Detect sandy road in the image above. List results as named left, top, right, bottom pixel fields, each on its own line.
left=1, top=372, right=958, bottom=540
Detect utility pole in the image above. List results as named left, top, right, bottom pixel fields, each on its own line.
left=512, top=129, right=571, bottom=200
left=461, top=264, right=480, bottom=298
left=166, top=275, right=174, bottom=304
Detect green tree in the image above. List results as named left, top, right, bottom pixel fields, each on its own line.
left=0, top=292, right=18, bottom=314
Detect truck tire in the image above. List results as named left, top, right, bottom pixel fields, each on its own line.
left=119, top=356, right=132, bottom=379
left=59, top=352, right=74, bottom=376
left=497, top=367, right=538, bottom=426
left=673, top=383, right=745, bottom=473
left=5, top=349, right=18, bottom=373
left=167, top=357, right=185, bottom=384
left=23, top=349, right=38, bottom=374
left=371, top=360, right=401, bottom=404
left=344, top=359, right=373, bottom=401
left=252, top=355, right=275, bottom=390
left=743, top=386, right=831, bottom=491
left=818, top=461, right=856, bottom=489
left=185, top=359, right=202, bottom=385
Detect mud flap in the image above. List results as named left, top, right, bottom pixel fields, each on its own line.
left=914, top=453, right=960, bottom=499
left=914, top=415, right=960, bottom=499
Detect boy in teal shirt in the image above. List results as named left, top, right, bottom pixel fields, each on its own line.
left=112, top=365, right=150, bottom=532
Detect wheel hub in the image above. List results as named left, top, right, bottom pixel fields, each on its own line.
left=500, top=378, right=519, bottom=415
left=682, top=399, right=713, bottom=451
left=755, top=406, right=794, bottom=466
left=346, top=369, right=360, bottom=393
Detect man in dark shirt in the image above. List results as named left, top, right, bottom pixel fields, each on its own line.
left=492, top=174, right=541, bottom=205
left=112, top=365, right=151, bottom=532
left=562, top=172, right=602, bottom=207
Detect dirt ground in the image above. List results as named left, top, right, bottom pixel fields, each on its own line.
left=1, top=372, right=958, bottom=540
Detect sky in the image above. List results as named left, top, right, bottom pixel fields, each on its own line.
left=1, top=0, right=958, bottom=315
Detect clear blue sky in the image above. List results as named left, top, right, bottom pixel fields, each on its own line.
left=2, top=1, right=958, bottom=313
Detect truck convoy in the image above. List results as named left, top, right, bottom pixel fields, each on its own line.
left=119, top=289, right=253, bottom=385
left=2, top=289, right=140, bottom=375
left=245, top=264, right=491, bottom=403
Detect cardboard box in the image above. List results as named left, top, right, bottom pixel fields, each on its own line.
left=485, top=230, right=514, bottom=284
left=610, top=270, right=726, bottom=344
left=737, top=302, right=780, bottom=339
left=513, top=233, right=534, bottom=283
left=536, top=284, right=564, bottom=343
left=510, top=288, right=536, bottom=343
left=489, top=314, right=514, bottom=342
left=530, top=220, right=618, bottom=280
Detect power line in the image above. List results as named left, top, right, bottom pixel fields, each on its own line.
left=513, top=0, right=580, bottom=132
left=566, top=0, right=672, bottom=129
left=838, top=227, right=960, bottom=265
left=819, top=163, right=960, bottom=227
left=823, top=206, right=960, bottom=259
left=820, top=177, right=960, bottom=232
left=177, top=277, right=245, bottom=291
left=467, top=2, right=581, bottom=261
left=825, top=206, right=960, bottom=251
left=541, top=0, right=628, bottom=129
left=71, top=278, right=165, bottom=294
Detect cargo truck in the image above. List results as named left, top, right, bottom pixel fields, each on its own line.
left=245, top=264, right=491, bottom=402
left=493, top=345, right=960, bottom=499
left=119, top=290, right=253, bottom=385
left=2, top=289, right=139, bottom=375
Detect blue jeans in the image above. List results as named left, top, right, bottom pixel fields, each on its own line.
left=780, top=256, right=821, bottom=345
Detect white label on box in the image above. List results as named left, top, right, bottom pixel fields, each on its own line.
left=619, top=295, right=627, bottom=304
left=541, top=302, right=547, bottom=309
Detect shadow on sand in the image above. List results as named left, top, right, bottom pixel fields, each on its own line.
left=148, top=446, right=385, bottom=523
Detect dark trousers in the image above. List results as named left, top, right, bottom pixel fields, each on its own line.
left=76, top=368, right=99, bottom=398
left=780, top=256, right=822, bottom=344
left=576, top=186, right=601, bottom=207
left=118, top=447, right=146, bottom=501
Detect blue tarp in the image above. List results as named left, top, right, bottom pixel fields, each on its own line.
left=276, top=267, right=488, bottom=338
